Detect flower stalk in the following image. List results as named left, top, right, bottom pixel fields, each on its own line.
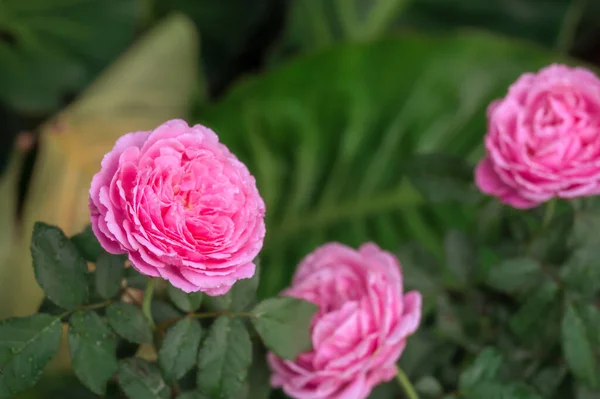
left=142, top=278, right=157, bottom=328
left=396, top=366, right=419, bottom=399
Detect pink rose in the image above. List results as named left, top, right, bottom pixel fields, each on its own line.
left=476, top=64, right=600, bottom=208
left=89, top=119, right=266, bottom=295
left=268, top=243, right=422, bottom=399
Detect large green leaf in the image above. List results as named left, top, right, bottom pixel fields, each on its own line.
left=562, top=302, right=600, bottom=389
left=197, top=316, right=252, bottom=399
left=198, top=33, right=567, bottom=297
left=0, top=314, right=62, bottom=398
left=68, top=311, right=118, bottom=395
left=250, top=297, right=317, bottom=360
left=106, top=303, right=153, bottom=345
left=118, top=358, right=171, bottom=399
left=158, top=318, right=202, bottom=381
left=0, top=0, right=138, bottom=113
left=270, top=0, right=592, bottom=63
left=30, top=223, right=89, bottom=310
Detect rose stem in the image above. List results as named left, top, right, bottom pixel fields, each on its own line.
left=142, top=278, right=158, bottom=328
left=395, top=366, right=419, bottom=399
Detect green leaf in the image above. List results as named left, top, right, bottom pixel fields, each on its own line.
left=68, top=311, right=118, bottom=394
left=158, top=318, right=202, bottom=381
left=151, top=300, right=183, bottom=325
left=562, top=302, right=600, bottom=389
left=0, top=314, right=62, bottom=398
left=167, top=285, right=203, bottom=313
left=200, top=267, right=259, bottom=314
left=532, top=366, right=567, bottom=398
left=95, top=253, right=125, bottom=299
left=443, top=229, right=476, bottom=284
left=486, top=257, right=541, bottom=295
left=117, top=358, right=171, bottom=399
left=197, top=316, right=252, bottom=399
left=106, top=303, right=153, bottom=344
left=230, top=264, right=260, bottom=312
left=509, top=282, right=560, bottom=346
left=201, top=33, right=566, bottom=297
left=126, top=267, right=150, bottom=290
left=415, top=376, right=443, bottom=396
left=459, top=347, right=503, bottom=391
left=71, top=225, right=105, bottom=263
left=250, top=297, right=318, bottom=360
left=561, top=250, right=600, bottom=301
left=406, top=153, right=479, bottom=204
left=31, top=222, right=89, bottom=309
left=203, top=294, right=232, bottom=312
left=271, top=0, right=411, bottom=59
left=0, top=0, right=138, bottom=113
left=571, top=211, right=600, bottom=249
left=238, top=343, right=272, bottom=399
left=396, top=243, right=439, bottom=314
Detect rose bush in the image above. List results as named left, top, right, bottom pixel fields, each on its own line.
left=89, top=119, right=266, bottom=295
left=268, top=243, right=422, bottom=399
left=476, top=64, right=600, bottom=208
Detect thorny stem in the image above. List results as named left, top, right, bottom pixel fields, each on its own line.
left=395, top=366, right=419, bottom=399
left=57, top=299, right=113, bottom=320
left=142, top=279, right=158, bottom=328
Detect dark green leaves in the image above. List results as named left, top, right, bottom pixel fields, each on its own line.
left=0, top=314, right=62, bottom=398
left=95, top=253, right=125, bottom=299
left=0, top=0, right=138, bottom=113
left=562, top=303, right=600, bottom=389
left=250, top=297, right=318, bottom=360
left=118, top=358, right=171, bottom=399
left=158, top=318, right=202, bottom=381
left=561, top=250, right=600, bottom=301
left=202, top=270, right=260, bottom=313
left=229, top=268, right=260, bottom=312
left=107, top=303, right=153, bottom=344
left=201, top=33, right=561, bottom=297
left=458, top=348, right=542, bottom=399
left=443, top=229, right=476, bottom=284
left=31, top=222, right=89, bottom=309
left=509, top=282, right=560, bottom=345
left=71, top=225, right=105, bottom=263
left=459, top=348, right=503, bottom=391
left=486, top=257, right=541, bottom=295
left=406, top=153, right=479, bottom=204
left=167, top=285, right=203, bottom=313
left=197, top=316, right=252, bottom=399
left=68, top=311, right=118, bottom=394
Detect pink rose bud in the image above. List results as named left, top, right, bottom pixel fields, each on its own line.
left=268, top=243, right=422, bottom=399
left=476, top=64, right=600, bottom=208
left=89, top=119, right=266, bottom=295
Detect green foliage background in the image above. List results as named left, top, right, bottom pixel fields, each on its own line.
left=1, top=0, right=600, bottom=398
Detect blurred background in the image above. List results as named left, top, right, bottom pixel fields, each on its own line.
left=1, top=0, right=599, bottom=397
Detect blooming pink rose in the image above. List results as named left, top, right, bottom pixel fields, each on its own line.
left=476, top=64, right=600, bottom=208
left=268, top=243, right=422, bottom=399
left=89, top=119, right=266, bottom=295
